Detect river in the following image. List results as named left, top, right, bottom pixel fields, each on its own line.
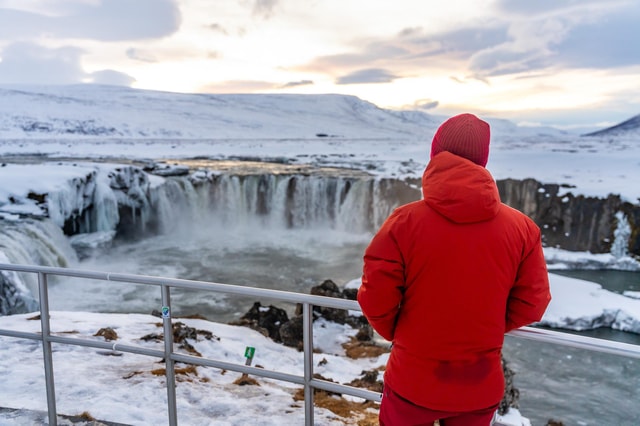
left=504, top=269, right=640, bottom=426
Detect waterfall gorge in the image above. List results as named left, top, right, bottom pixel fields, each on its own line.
left=1, top=160, right=639, bottom=317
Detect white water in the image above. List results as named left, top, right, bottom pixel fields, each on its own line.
left=28, top=173, right=396, bottom=320
left=151, top=173, right=396, bottom=234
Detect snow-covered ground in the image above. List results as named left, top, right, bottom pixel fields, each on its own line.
left=0, top=312, right=381, bottom=425
left=0, top=309, right=534, bottom=426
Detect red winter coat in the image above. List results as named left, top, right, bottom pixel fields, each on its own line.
left=358, top=151, right=551, bottom=412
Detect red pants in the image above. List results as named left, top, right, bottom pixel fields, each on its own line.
left=379, top=383, right=498, bottom=426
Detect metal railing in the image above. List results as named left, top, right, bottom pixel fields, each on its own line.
left=1, top=263, right=639, bottom=426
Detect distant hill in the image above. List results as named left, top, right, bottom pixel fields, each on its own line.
left=0, top=84, right=441, bottom=140
left=0, top=84, right=574, bottom=142
left=583, top=114, right=640, bottom=137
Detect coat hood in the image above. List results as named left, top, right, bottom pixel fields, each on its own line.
left=422, top=152, right=500, bottom=223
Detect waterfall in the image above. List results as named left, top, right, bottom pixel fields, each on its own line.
left=146, top=174, right=407, bottom=235
left=0, top=166, right=422, bottom=315
left=0, top=218, right=78, bottom=314
left=0, top=219, right=77, bottom=267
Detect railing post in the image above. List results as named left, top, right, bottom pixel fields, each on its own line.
left=38, top=272, right=57, bottom=426
left=161, top=285, right=178, bottom=426
left=302, top=303, right=314, bottom=426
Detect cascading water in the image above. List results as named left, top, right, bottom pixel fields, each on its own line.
left=149, top=173, right=404, bottom=236
left=0, top=218, right=78, bottom=314
left=1, top=167, right=417, bottom=321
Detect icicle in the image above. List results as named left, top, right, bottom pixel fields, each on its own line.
left=47, top=172, right=98, bottom=229
left=91, top=172, right=120, bottom=232
left=610, top=211, right=631, bottom=259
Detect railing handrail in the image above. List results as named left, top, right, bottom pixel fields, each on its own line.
left=1, top=262, right=639, bottom=426
left=0, top=263, right=360, bottom=311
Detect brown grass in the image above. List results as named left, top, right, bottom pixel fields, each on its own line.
left=77, top=411, right=96, bottom=421
left=94, top=327, right=118, bottom=341
left=150, top=364, right=198, bottom=376
left=233, top=375, right=260, bottom=386
left=342, top=337, right=390, bottom=359
left=293, top=388, right=380, bottom=425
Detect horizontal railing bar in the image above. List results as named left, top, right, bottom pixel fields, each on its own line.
left=171, top=354, right=382, bottom=402
left=171, top=353, right=305, bottom=385
left=309, top=378, right=382, bottom=402
left=0, top=263, right=359, bottom=311
left=47, top=335, right=166, bottom=359
left=1, top=263, right=640, bottom=361
left=0, top=329, right=43, bottom=341
left=509, top=326, right=640, bottom=359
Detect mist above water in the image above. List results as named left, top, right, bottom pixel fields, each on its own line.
left=50, top=210, right=372, bottom=322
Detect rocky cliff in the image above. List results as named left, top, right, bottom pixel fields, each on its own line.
left=496, top=178, right=639, bottom=256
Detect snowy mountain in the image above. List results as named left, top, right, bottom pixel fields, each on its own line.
left=0, top=84, right=440, bottom=140
left=583, top=114, right=640, bottom=137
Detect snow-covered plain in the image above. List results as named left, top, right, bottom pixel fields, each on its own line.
left=1, top=84, right=639, bottom=202
left=1, top=84, right=640, bottom=425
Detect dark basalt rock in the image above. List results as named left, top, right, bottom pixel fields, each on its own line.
left=229, top=302, right=289, bottom=342
left=233, top=280, right=372, bottom=350
left=499, top=356, right=520, bottom=415
left=279, top=315, right=304, bottom=350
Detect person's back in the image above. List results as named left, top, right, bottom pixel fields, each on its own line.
left=358, top=113, right=551, bottom=426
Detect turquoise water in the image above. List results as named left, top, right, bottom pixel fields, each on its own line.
left=551, top=269, right=640, bottom=295
left=505, top=269, right=640, bottom=425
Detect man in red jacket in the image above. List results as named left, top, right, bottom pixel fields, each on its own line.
left=358, top=113, right=551, bottom=426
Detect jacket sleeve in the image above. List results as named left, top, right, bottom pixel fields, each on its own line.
left=506, top=223, right=552, bottom=333
left=357, top=213, right=405, bottom=341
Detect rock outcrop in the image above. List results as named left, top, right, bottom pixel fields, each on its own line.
left=497, top=178, right=639, bottom=256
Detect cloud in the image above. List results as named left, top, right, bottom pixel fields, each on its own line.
left=495, top=0, right=625, bottom=16
left=294, top=26, right=508, bottom=80
left=207, top=23, right=230, bottom=35
left=0, top=42, right=87, bottom=84
left=467, top=0, right=640, bottom=77
left=251, top=0, right=278, bottom=19
left=552, top=6, right=640, bottom=68
left=89, top=70, right=136, bottom=86
left=126, top=48, right=158, bottom=63
left=412, top=99, right=439, bottom=110
left=336, top=68, right=400, bottom=85
left=399, top=26, right=509, bottom=60
left=280, top=80, right=314, bottom=88
left=298, top=43, right=412, bottom=72
left=296, top=0, right=638, bottom=85
left=199, top=79, right=276, bottom=93
left=0, top=0, right=181, bottom=41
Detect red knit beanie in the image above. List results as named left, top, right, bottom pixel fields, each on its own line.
left=430, top=113, right=490, bottom=167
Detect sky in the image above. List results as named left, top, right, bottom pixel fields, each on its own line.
left=0, top=0, right=639, bottom=131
